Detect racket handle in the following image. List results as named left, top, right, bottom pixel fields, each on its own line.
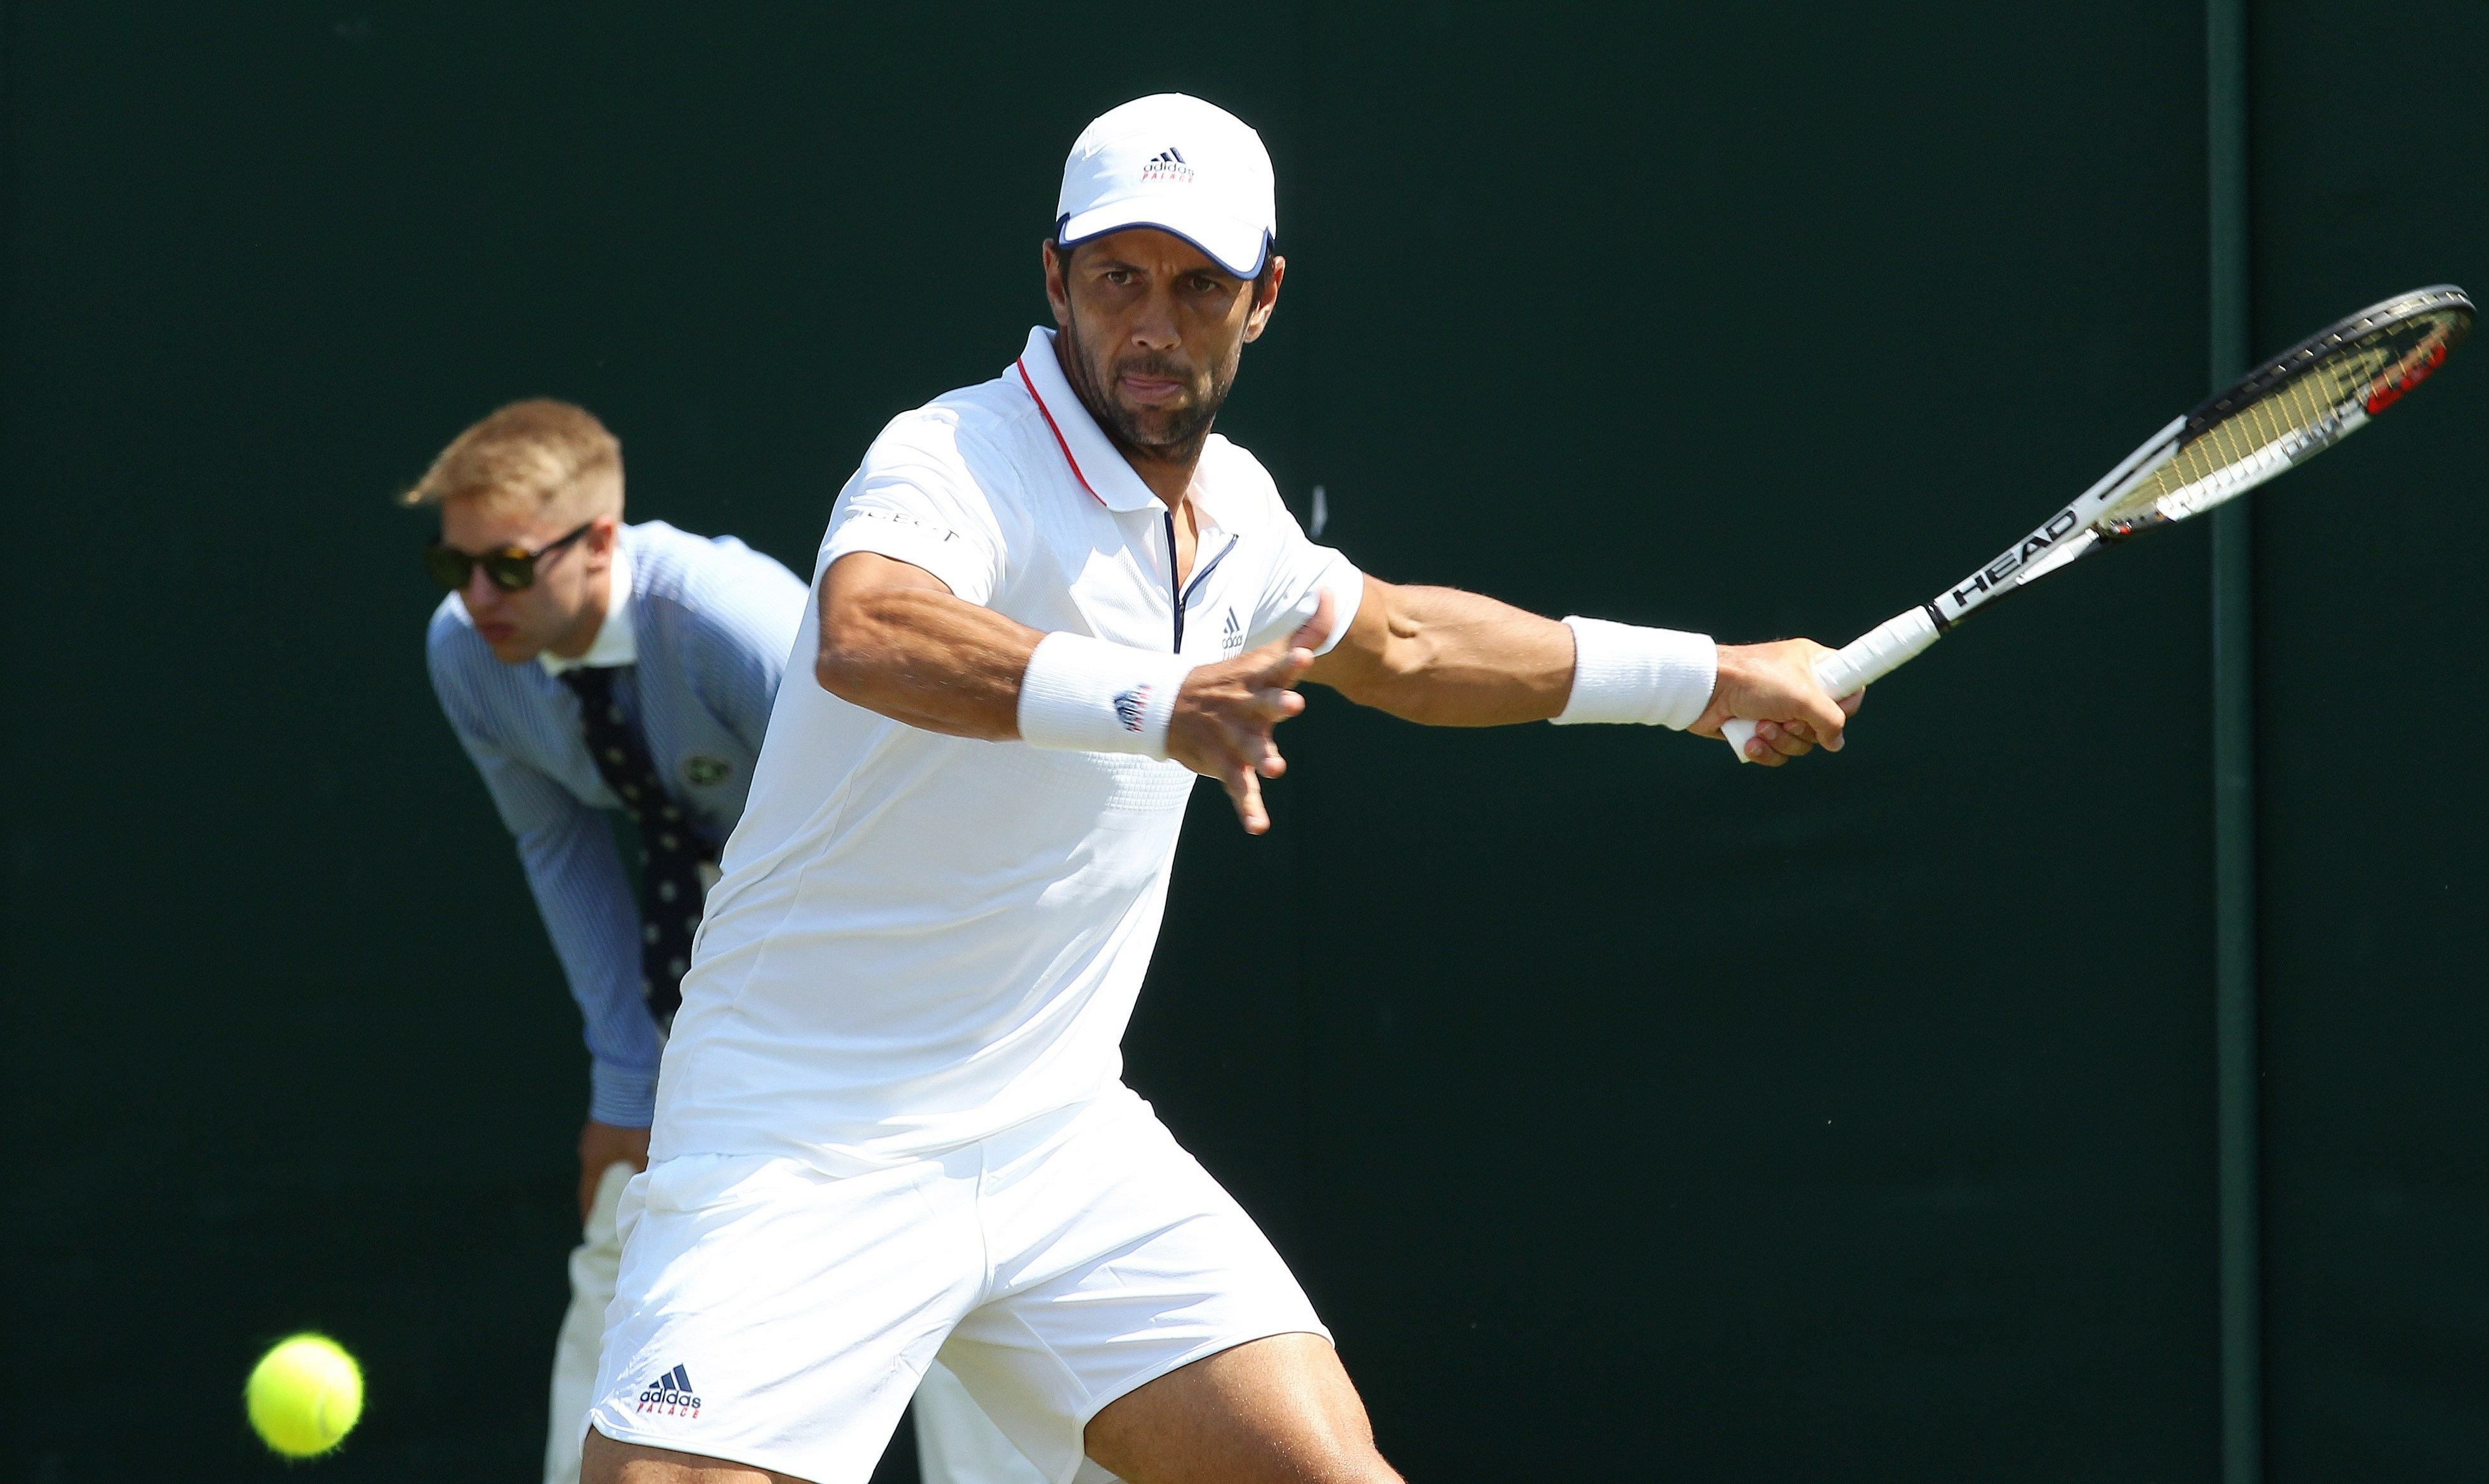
left=1721, top=606, right=1941, bottom=762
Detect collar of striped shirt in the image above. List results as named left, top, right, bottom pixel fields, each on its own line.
left=538, top=529, right=638, bottom=675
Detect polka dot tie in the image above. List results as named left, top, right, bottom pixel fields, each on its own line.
left=559, top=666, right=717, bottom=1028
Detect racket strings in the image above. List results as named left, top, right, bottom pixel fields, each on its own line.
left=2103, top=310, right=2465, bottom=532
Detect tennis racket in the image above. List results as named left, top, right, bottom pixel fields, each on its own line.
left=1724, top=283, right=2474, bottom=761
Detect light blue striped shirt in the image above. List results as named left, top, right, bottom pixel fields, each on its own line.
left=426, top=521, right=807, bottom=1126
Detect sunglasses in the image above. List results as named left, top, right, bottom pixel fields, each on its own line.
left=424, top=521, right=594, bottom=592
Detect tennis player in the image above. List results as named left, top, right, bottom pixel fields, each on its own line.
left=412, top=400, right=1044, bottom=1484
left=582, top=94, right=1855, bottom=1484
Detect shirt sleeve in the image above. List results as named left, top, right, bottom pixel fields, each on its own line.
left=679, top=539, right=809, bottom=755
left=429, top=639, right=663, bottom=1127
left=1246, top=486, right=1365, bottom=656
left=818, top=412, right=1009, bottom=605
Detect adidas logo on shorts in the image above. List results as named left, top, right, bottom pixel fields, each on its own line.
left=636, top=1363, right=703, bottom=1417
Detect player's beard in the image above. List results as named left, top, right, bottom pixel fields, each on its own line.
left=1057, top=310, right=1238, bottom=464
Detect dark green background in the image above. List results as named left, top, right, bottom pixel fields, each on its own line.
left=5, top=4, right=2480, bottom=1480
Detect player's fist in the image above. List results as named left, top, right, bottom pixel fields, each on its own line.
left=1168, top=590, right=1335, bottom=833
left=577, top=1119, right=650, bottom=1222
left=1693, top=639, right=1861, bottom=766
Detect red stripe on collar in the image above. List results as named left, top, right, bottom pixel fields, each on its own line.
left=1014, top=357, right=1105, bottom=507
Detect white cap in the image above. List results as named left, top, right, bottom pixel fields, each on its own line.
left=1055, top=94, right=1276, bottom=278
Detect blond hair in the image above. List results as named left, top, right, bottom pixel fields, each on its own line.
left=401, top=398, right=624, bottom=521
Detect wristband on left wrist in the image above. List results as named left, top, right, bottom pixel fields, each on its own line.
left=1017, top=632, right=1196, bottom=758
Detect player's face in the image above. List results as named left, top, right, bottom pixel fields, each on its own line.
left=438, top=497, right=615, bottom=664
left=1045, top=229, right=1283, bottom=459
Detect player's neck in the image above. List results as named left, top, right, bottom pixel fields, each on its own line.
left=1120, top=443, right=1203, bottom=512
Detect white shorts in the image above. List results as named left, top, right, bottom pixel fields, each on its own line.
left=585, top=1090, right=1329, bottom=1484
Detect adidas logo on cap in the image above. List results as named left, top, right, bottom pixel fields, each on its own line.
left=1139, top=145, right=1195, bottom=185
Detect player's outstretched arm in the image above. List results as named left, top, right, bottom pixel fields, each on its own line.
left=817, top=553, right=1333, bottom=826
left=1307, top=576, right=1856, bottom=766
left=1301, top=577, right=1572, bottom=726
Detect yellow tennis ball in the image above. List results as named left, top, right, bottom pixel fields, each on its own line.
left=245, top=1333, right=363, bottom=1458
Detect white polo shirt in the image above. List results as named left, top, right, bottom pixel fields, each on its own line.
left=650, top=327, right=1364, bottom=1170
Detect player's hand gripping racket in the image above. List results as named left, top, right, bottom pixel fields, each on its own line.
left=1723, top=285, right=2473, bottom=760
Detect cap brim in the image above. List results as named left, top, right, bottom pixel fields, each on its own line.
left=1057, top=202, right=1269, bottom=278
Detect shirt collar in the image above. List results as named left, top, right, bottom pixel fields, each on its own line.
left=1012, top=326, right=1175, bottom=515
left=538, top=530, right=637, bottom=675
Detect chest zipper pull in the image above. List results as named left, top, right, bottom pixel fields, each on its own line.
left=1165, top=509, right=1184, bottom=653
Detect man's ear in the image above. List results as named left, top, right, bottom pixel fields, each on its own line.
left=584, top=512, right=622, bottom=568
left=1241, top=254, right=1286, bottom=344
left=1040, top=237, right=1074, bottom=329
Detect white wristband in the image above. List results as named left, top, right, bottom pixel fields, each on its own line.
left=1017, top=632, right=1196, bottom=758
left=1552, top=616, right=1718, bottom=730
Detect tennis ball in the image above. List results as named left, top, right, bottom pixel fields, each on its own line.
left=245, top=1333, right=363, bottom=1458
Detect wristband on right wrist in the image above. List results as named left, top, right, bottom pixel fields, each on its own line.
left=1016, top=632, right=1196, bottom=759
left=1552, top=616, right=1718, bottom=730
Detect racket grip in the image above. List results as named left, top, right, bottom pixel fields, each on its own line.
left=1721, top=606, right=1940, bottom=762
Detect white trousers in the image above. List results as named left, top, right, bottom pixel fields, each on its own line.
left=546, top=1161, right=1050, bottom=1484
